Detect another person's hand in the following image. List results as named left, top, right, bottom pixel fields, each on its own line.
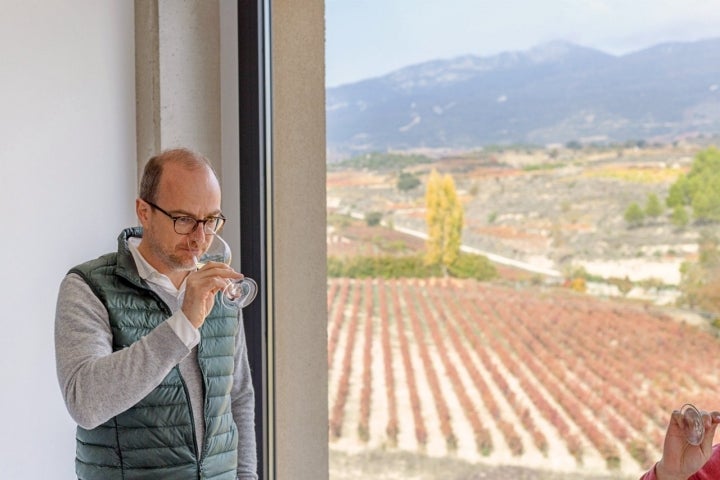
left=655, top=408, right=720, bottom=480
left=182, top=261, right=243, bottom=328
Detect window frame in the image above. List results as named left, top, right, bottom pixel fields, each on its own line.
left=237, top=1, right=273, bottom=478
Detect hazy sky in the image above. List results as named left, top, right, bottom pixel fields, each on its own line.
left=326, top=0, right=720, bottom=87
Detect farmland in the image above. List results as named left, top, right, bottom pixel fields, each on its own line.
left=326, top=144, right=720, bottom=479
left=327, top=144, right=707, bottom=293
left=327, top=277, right=720, bottom=479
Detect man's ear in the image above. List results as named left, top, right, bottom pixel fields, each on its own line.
left=136, top=198, right=150, bottom=226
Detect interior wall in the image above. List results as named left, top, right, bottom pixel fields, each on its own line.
left=0, top=2, right=137, bottom=478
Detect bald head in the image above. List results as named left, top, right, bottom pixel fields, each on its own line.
left=139, top=148, right=219, bottom=204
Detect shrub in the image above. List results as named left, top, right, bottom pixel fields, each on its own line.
left=624, top=202, right=645, bottom=226
left=327, top=252, right=497, bottom=280
left=365, top=211, right=383, bottom=226
left=447, top=252, right=498, bottom=280
left=645, top=193, right=663, bottom=218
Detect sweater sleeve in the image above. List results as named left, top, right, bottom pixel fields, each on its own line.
left=54, top=273, right=193, bottom=429
left=640, top=445, right=720, bottom=480
left=639, top=464, right=657, bottom=480
left=232, top=313, right=258, bottom=480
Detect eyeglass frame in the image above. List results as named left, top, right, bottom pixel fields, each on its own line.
left=142, top=199, right=226, bottom=235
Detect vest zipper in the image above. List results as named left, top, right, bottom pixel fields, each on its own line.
left=178, top=370, right=202, bottom=478
left=143, top=290, right=205, bottom=470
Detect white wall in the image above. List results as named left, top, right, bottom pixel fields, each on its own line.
left=0, top=2, right=137, bottom=478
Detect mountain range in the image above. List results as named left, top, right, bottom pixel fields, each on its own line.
left=326, top=38, right=720, bottom=160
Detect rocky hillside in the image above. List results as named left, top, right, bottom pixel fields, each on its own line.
left=327, top=38, right=720, bottom=158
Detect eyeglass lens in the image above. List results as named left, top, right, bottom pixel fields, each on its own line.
left=174, top=216, right=223, bottom=234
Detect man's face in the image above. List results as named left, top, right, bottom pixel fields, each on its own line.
left=137, top=162, right=222, bottom=275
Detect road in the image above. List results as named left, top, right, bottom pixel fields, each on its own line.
left=391, top=224, right=563, bottom=278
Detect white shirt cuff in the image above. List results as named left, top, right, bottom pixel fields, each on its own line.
left=167, top=311, right=201, bottom=348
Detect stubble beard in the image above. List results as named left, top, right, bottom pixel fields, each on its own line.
left=147, top=235, right=195, bottom=272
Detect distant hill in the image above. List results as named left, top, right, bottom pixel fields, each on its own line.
left=326, top=39, right=720, bottom=160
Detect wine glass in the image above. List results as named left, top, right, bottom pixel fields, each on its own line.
left=680, top=403, right=704, bottom=446
left=192, top=235, right=258, bottom=308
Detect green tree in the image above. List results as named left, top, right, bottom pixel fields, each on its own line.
left=671, top=205, right=689, bottom=228
left=397, top=171, right=421, bottom=191
left=693, top=184, right=720, bottom=222
left=666, top=147, right=720, bottom=222
left=679, top=230, right=720, bottom=314
left=333, top=151, right=433, bottom=171
left=624, top=202, right=645, bottom=227
left=644, top=193, right=663, bottom=219
left=425, top=169, right=464, bottom=275
left=666, top=175, right=690, bottom=208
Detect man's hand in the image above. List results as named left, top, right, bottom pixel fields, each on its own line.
left=182, top=261, right=243, bottom=328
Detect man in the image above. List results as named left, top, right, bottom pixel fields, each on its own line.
left=641, top=407, right=720, bottom=479
left=55, top=148, right=257, bottom=479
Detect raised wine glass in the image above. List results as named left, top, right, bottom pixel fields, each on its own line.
left=680, top=403, right=705, bottom=446
left=192, top=235, right=258, bottom=309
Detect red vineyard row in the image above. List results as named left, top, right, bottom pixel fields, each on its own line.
left=327, top=277, right=720, bottom=472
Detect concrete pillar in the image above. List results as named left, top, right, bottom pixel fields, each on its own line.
left=134, top=0, right=221, bottom=175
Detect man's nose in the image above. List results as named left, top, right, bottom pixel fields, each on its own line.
left=189, top=222, right=208, bottom=242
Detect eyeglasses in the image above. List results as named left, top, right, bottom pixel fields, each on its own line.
left=144, top=200, right=226, bottom=235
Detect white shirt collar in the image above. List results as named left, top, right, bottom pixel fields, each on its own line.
left=128, top=237, right=186, bottom=297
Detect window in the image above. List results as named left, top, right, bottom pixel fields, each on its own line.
left=326, top=3, right=720, bottom=479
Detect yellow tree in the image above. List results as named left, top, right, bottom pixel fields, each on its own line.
left=425, top=169, right=464, bottom=275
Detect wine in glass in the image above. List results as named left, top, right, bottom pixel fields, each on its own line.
left=192, top=235, right=258, bottom=308
left=680, top=403, right=705, bottom=446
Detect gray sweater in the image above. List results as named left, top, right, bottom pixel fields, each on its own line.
left=55, top=272, right=258, bottom=479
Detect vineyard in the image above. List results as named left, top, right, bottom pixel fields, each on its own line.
left=327, top=277, right=720, bottom=478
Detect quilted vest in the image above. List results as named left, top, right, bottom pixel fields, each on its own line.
left=69, top=227, right=239, bottom=480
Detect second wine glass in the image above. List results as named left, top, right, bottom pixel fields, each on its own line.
left=192, top=235, right=258, bottom=309
left=680, top=403, right=705, bottom=446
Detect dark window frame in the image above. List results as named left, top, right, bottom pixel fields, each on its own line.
left=237, top=1, right=272, bottom=478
